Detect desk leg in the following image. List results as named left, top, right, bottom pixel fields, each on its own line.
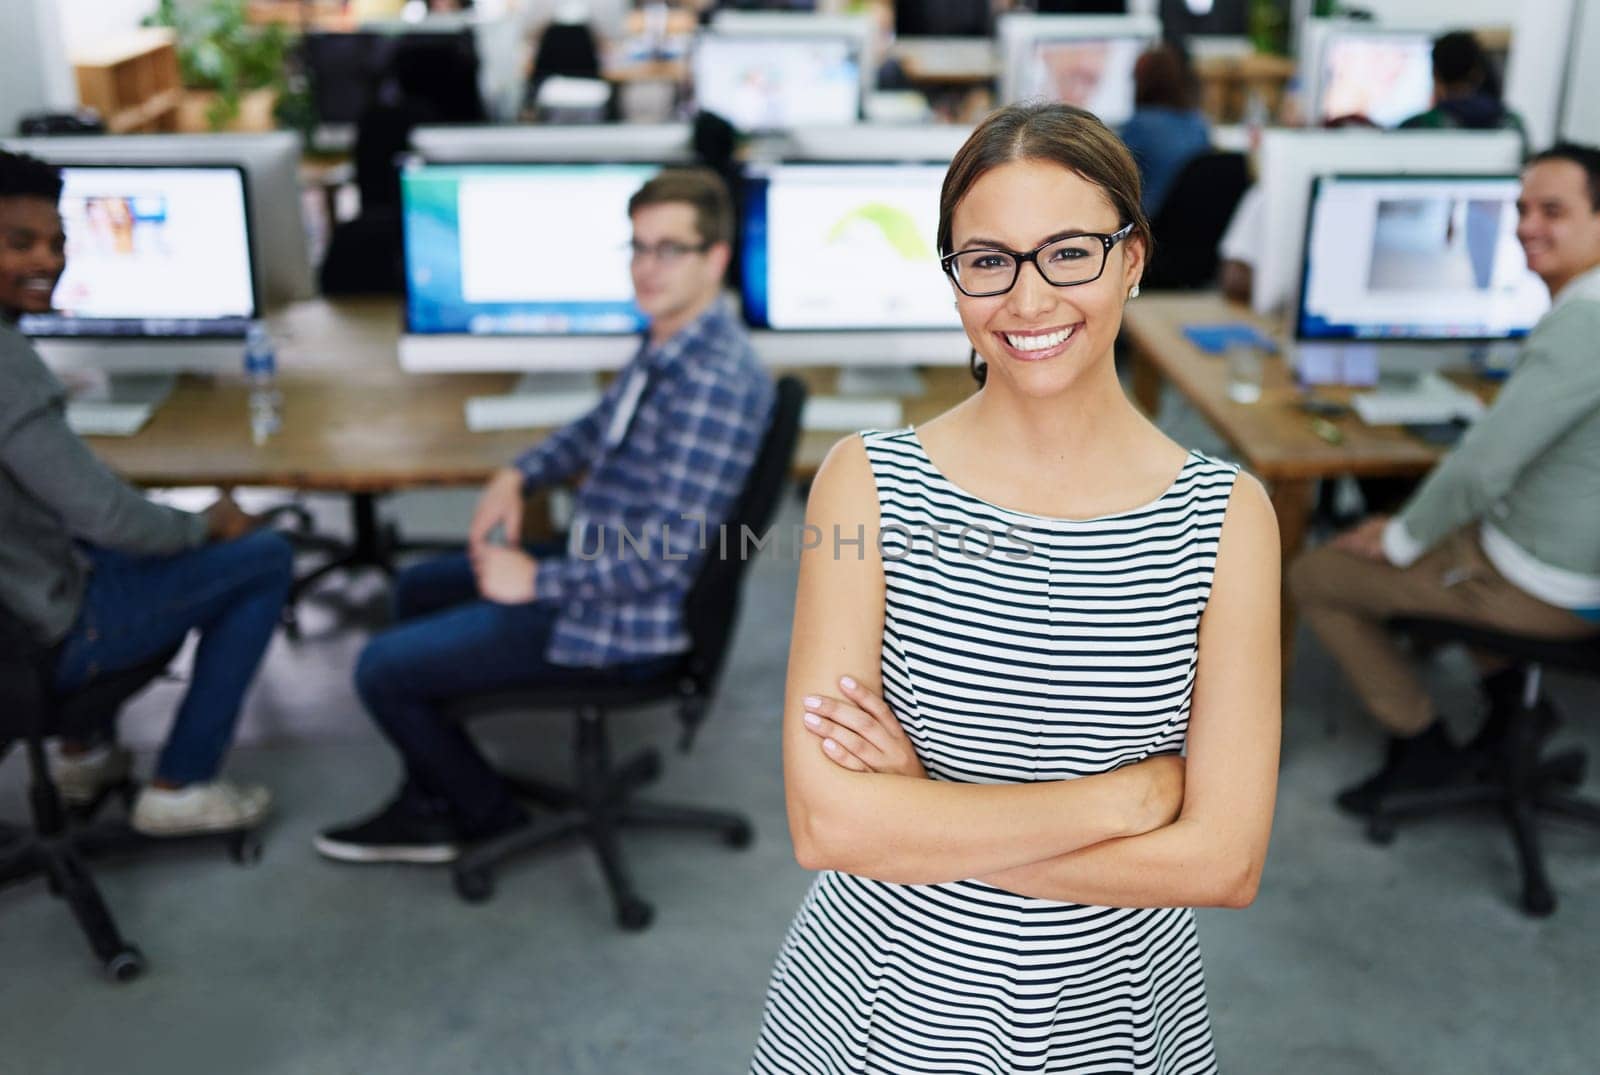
left=1130, top=346, right=1162, bottom=417
left=1269, top=478, right=1315, bottom=668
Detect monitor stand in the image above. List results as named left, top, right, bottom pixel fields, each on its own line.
left=59, top=372, right=177, bottom=437
left=463, top=371, right=604, bottom=433
left=836, top=366, right=925, bottom=398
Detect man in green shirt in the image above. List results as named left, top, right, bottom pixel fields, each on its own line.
left=1290, top=144, right=1600, bottom=815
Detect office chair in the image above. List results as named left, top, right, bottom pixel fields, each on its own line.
left=0, top=604, right=171, bottom=980
left=1143, top=151, right=1250, bottom=291
left=1372, top=618, right=1600, bottom=916
left=0, top=604, right=263, bottom=978
left=527, top=20, right=603, bottom=112
left=447, top=377, right=807, bottom=930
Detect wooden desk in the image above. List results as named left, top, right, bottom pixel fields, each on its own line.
left=1122, top=293, right=1476, bottom=654
left=87, top=298, right=976, bottom=491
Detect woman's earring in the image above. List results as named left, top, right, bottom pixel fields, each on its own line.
left=1128, top=284, right=1141, bottom=299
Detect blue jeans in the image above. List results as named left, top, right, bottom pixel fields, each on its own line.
left=54, top=530, right=294, bottom=785
left=355, top=550, right=677, bottom=836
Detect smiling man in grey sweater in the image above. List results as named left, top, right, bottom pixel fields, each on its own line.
left=1290, top=143, right=1600, bottom=815
left=0, top=149, right=290, bottom=835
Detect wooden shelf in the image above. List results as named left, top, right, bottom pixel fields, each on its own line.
left=73, top=28, right=183, bottom=134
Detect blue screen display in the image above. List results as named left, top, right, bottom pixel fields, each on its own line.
left=402, top=162, right=661, bottom=336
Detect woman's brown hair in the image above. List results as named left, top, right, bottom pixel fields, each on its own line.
left=938, top=103, right=1152, bottom=385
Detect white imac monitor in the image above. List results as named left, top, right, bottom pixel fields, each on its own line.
left=1296, top=174, right=1548, bottom=345
left=399, top=160, right=663, bottom=372
left=410, top=123, right=695, bottom=163
left=780, top=124, right=973, bottom=164
left=21, top=164, right=259, bottom=378
left=997, top=14, right=1160, bottom=125
left=692, top=34, right=865, bottom=131
left=1314, top=28, right=1435, bottom=128
left=1252, top=128, right=1522, bottom=316
left=3, top=133, right=312, bottom=306
left=739, top=161, right=967, bottom=367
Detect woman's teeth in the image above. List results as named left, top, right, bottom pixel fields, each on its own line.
left=1004, top=326, right=1074, bottom=351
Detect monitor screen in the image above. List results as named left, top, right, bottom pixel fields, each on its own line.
left=18, top=165, right=258, bottom=339
left=402, top=161, right=662, bottom=336
left=894, top=0, right=989, bottom=38
left=741, top=162, right=959, bottom=331
left=1296, top=175, right=1549, bottom=342
left=1015, top=36, right=1145, bottom=124
left=1317, top=32, right=1435, bottom=128
left=692, top=35, right=861, bottom=131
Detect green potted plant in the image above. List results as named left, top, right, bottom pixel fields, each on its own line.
left=145, top=0, right=290, bottom=131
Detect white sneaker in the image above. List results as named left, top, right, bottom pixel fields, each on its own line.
left=51, top=744, right=133, bottom=807
left=130, top=781, right=272, bottom=836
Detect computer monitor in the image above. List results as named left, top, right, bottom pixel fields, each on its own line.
left=1296, top=174, right=1548, bottom=344
left=20, top=164, right=258, bottom=376
left=894, top=0, right=990, bottom=39
left=692, top=34, right=864, bottom=130
left=1251, top=128, right=1523, bottom=316
left=3, top=132, right=314, bottom=306
left=399, top=160, right=663, bottom=372
left=410, top=123, right=695, bottom=163
left=302, top=28, right=485, bottom=128
left=1315, top=28, right=1435, bottom=128
left=997, top=14, right=1160, bottom=126
left=707, top=11, right=877, bottom=105
left=739, top=161, right=967, bottom=366
left=780, top=124, right=973, bottom=163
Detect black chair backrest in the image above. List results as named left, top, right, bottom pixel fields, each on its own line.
left=678, top=376, right=807, bottom=692
left=1144, top=150, right=1250, bottom=291
left=0, top=599, right=178, bottom=747
left=0, top=602, right=50, bottom=743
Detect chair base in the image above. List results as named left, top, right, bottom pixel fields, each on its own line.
left=450, top=715, right=753, bottom=931
left=0, top=818, right=146, bottom=981
left=1364, top=747, right=1600, bottom=917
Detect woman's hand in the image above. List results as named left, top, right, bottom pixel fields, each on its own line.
left=801, top=676, right=926, bottom=779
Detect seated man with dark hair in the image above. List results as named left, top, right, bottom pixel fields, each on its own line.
left=0, top=150, right=291, bottom=835
left=1400, top=30, right=1527, bottom=149
left=1290, top=143, right=1600, bottom=814
left=316, top=167, right=774, bottom=865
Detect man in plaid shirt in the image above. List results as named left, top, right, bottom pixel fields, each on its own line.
left=317, top=169, right=774, bottom=864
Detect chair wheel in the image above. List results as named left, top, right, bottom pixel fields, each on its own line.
left=1365, top=818, right=1396, bottom=845
left=104, top=946, right=145, bottom=983
left=616, top=897, right=654, bottom=931
left=1549, top=753, right=1586, bottom=788
left=454, top=867, right=494, bottom=904
left=229, top=834, right=263, bottom=866
left=1521, top=884, right=1556, bottom=917
left=723, top=821, right=754, bottom=849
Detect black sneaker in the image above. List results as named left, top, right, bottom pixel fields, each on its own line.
left=314, top=797, right=463, bottom=864
left=1335, top=721, right=1465, bottom=817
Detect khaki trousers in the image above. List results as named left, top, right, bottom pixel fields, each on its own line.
left=1288, top=528, right=1599, bottom=736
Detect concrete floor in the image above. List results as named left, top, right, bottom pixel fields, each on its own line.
left=4, top=391, right=1600, bottom=1075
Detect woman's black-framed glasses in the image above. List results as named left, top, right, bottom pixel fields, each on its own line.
left=940, top=223, right=1135, bottom=298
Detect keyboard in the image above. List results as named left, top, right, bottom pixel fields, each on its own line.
left=801, top=396, right=904, bottom=432
left=464, top=391, right=602, bottom=432
left=65, top=401, right=156, bottom=437
left=1352, top=373, right=1486, bottom=427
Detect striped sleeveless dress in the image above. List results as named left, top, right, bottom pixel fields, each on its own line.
left=750, top=429, right=1239, bottom=1075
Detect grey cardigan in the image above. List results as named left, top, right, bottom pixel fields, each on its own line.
left=0, top=321, right=207, bottom=644
left=1388, top=264, right=1600, bottom=591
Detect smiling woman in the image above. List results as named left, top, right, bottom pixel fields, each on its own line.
left=749, top=104, right=1282, bottom=1075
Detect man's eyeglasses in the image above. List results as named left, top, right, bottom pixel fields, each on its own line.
left=940, top=223, right=1135, bottom=298
left=626, top=239, right=711, bottom=265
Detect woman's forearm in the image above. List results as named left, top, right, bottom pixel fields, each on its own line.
left=977, top=817, right=1264, bottom=909
left=790, top=762, right=1172, bottom=885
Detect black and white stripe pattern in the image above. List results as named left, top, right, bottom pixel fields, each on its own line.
left=751, top=430, right=1238, bottom=1074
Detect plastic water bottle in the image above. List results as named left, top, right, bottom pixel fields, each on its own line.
left=244, top=321, right=281, bottom=445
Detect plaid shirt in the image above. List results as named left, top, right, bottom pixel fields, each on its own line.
left=513, top=297, right=774, bottom=667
